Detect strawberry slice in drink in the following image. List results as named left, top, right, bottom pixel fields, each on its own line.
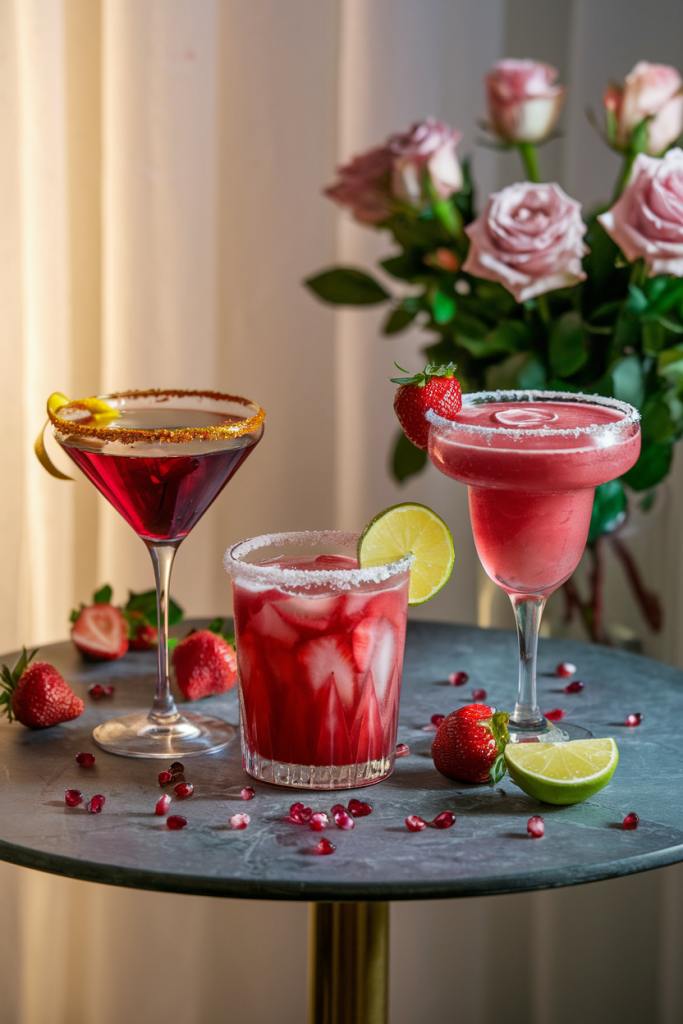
left=352, top=617, right=398, bottom=707
left=272, top=594, right=339, bottom=634
left=350, top=672, right=385, bottom=763
left=314, top=675, right=353, bottom=766
left=298, top=634, right=358, bottom=713
left=248, top=603, right=299, bottom=647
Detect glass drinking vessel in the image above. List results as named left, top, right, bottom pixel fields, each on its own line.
left=427, top=390, right=641, bottom=741
left=224, top=531, right=411, bottom=789
left=50, top=389, right=265, bottom=758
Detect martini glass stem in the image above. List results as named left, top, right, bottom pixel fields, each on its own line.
left=509, top=594, right=546, bottom=731
left=147, top=541, right=181, bottom=722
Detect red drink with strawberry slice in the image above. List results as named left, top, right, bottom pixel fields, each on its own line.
left=225, top=532, right=410, bottom=789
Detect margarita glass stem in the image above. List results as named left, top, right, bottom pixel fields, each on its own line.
left=509, top=594, right=546, bottom=731
left=146, top=541, right=182, bottom=722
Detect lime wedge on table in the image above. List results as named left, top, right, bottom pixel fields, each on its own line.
left=357, top=502, right=454, bottom=606
left=505, top=738, right=619, bottom=805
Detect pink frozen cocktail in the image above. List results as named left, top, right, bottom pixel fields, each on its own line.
left=428, top=390, right=641, bottom=740
left=225, top=532, right=411, bottom=789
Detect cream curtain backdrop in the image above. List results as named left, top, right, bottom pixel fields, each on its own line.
left=1, top=1, right=683, bottom=1022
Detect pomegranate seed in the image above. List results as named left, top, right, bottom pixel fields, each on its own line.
left=556, top=662, right=576, bottom=678
left=288, top=802, right=313, bottom=824
left=87, top=794, right=105, bottom=814
left=102, top=685, right=115, bottom=696
left=527, top=815, right=544, bottom=838
left=544, top=708, right=566, bottom=722
left=155, top=794, right=171, bottom=816
left=405, top=815, right=427, bottom=832
left=241, top=787, right=255, bottom=800
left=229, top=813, right=250, bottom=830
left=330, top=803, right=347, bottom=816
left=625, top=713, right=642, bottom=727
left=431, top=811, right=456, bottom=829
left=313, top=838, right=335, bottom=855
left=623, top=812, right=639, bottom=830
left=448, top=671, right=468, bottom=686
left=64, top=789, right=83, bottom=807
left=158, top=770, right=173, bottom=786
left=395, top=743, right=410, bottom=758
left=422, top=723, right=439, bottom=732
left=310, top=812, right=329, bottom=831
left=348, top=799, right=372, bottom=818
left=333, top=809, right=355, bottom=830
left=472, top=689, right=487, bottom=701
left=174, top=782, right=194, bottom=799
left=563, top=680, right=585, bottom=694
left=76, top=752, right=95, bottom=767
left=431, top=713, right=445, bottom=727
left=170, top=761, right=185, bottom=773
left=167, top=815, right=187, bottom=830
left=88, top=684, right=105, bottom=699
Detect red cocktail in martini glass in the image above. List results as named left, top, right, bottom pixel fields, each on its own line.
left=49, top=389, right=265, bottom=758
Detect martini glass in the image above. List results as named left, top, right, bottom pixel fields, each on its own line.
left=427, top=390, right=640, bottom=742
left=49, top=389, right=265, bottom=758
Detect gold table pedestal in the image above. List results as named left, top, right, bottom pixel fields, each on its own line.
left=308, top=902, right=389, bottom=1024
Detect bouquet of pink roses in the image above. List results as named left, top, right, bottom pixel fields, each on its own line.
left=306, top=59, right=683, bottom=640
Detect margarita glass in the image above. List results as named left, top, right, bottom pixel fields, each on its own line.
left=224, top=531, right=411, bottom=789
left=427, top=390, right=641, bottom=741
left=49, top=389, right=265, bottom=758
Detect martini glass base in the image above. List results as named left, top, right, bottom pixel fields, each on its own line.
left=508, top=719, right=593, bottom=744
left=92, top=712, right=237, bottom=759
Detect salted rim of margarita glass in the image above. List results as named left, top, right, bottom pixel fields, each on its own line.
left=224, top=531, right=412, bottom=591
left=48, top=389, right=266, bottom=445
left=426, top=389, right=640, bottom=440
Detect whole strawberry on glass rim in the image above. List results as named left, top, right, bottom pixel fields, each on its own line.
left=391, top=362, right=462, bottom=451
left=432, top=703, right=510, bottom=785
left=0, top=648, right=84, bottom=729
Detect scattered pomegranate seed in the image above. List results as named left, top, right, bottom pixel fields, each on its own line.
left=313, top=838, right=335, bottom=855
left=87, top=795, right=105, bottom=814
left=155, top=794, right=171, bottom=816
left=158, top=770, right=173, bottom=786
left=432, top=811, right=456, bottom=829
left=229, top=813, right=250, bottom=830
left=170, top=761, right=185, bottom=773
left=174, top=782, right=194, bottom=799
left=88, top=684, right=105, bottom=699
left=64, top=789, right=83, bottom=807
left=76, top=752, right=95, bottom=767
left=622, top=812, right=639, bottom=830
left=472, top=689, right=487, bottom=701
left=544, top=709, right=566, bottom=722
left=348, top=799, right=372, bottom=818
left=310, top=812, right=329, bottom=831
left=102, top=685, right=115, bottom=696
left=241, top=787, right=255, bottom=800
left=395, top=743, right=410, bottom=758
left=288, top=802, right=313, bottom=824
left=563, top=680, right=585, bottom=694
left=448, top=671, right=468, bottom=686
left=167, top=815, right=187, bottom=830
left=625, top=713, right=642, bottom=727
left=405, top=815, right=427, bottom=832
left=333, top=809, right=355, bottom=830
left=527, top=815, right=544, bottom=838
left=556, top=662, right=576, bottom=678
left=431, top=713, right=445, bottom=727
left=330, top=803, right=347, bottom=816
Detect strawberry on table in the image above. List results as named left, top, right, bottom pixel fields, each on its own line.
left=71, top=603, right=129, bottom=661
left=0, top=648, right=84, bottom=729
left=391, top=362, right=462, bottom=451
left=172, top=619, right=238, bottom=701
left=431, top=703, right=509, bottom=785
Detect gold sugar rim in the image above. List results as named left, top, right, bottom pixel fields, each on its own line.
left=48, top=388, right=266, bottom=445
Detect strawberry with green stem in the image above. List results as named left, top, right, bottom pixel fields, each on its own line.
left=431, top=704, right=510, bottom=785
left=0, top=648, right=84, bottom=729
left=172, top=618, right=237, bottom=701
left=391, top=362, right=462, bottom=451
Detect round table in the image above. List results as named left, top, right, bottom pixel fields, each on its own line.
left=0, top=621, right=681, bottom=1023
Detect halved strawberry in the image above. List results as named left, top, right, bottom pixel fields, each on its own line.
left=0, top=648, right=84, bottom=728
left=172, top=619, right=237, bottom=701
left=71, top=604, right=129, bottom=661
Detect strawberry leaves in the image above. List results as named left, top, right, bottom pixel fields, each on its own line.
left=390, top=361, right=458, bottom=386
left=0, top=648, right=38, bottom=722
left=488, top=711, right=510, bottom=787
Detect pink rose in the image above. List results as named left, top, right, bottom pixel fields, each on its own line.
left=598, top=149, right=683, bottom=275
left=387, top=119, right=462, bottom=204
left=604, top=62, right=683, bottom=156
left=462, top=182, right=588, bottom=302
left=486, top=59, right=565, bottom=143
left=324, top=118, right=462, bottom=222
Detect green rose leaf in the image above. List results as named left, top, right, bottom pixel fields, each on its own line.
left=391, top=430, right=428, bottom=483
left=622, top=442, right=673, bottom=491
left=612, top=355, right=644, bottom=410
left=432, top=290, right=456, bottom=325
left=304, top=267, right=390, bottom=306
left=383, top=305, right=418, bottom=335
left=549, top=310, right=588, bottom=378
left=587, top=480, right=626, bottom=543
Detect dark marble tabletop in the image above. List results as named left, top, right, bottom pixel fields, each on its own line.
left=0, top=620, right=680, bottom=902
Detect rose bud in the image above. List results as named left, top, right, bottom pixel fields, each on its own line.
left=486, top=59, right=565, bottom=143
left=604, top=62, right=683, bottom=156
left=462, top=182, right=588, bottom=302
left=387, top=118, right=462, bottom=205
